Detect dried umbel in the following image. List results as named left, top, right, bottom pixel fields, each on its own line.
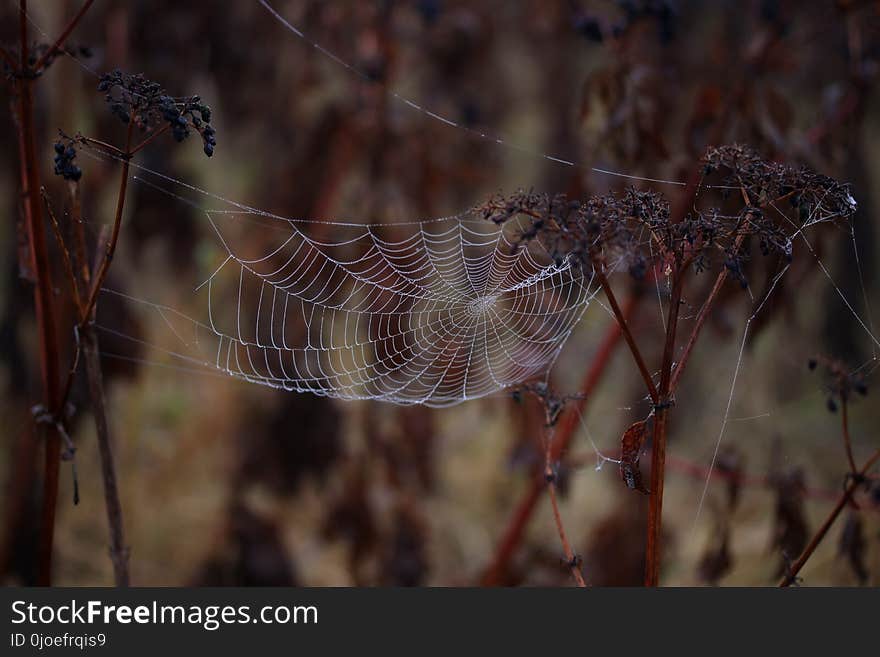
left=481, top=145, right=857, bottom=288
left=703, top=144, right=858, bottom=223
left=98, top=70, right=217, bottom=156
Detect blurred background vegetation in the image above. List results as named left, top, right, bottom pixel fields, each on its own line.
left=1, top=0, right=879, bottom=586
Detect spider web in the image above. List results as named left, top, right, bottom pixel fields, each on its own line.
left=190, top=206, right=596, bottom=406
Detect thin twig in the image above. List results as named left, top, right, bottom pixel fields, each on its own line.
left=77, top=135, right=126, bottom=158
left=779, top=448, right=880, bottom=587
left=81, top=119, right=134, bottom=326
left=669, top=261, right=731, bottom=394
left=480, top=296, right=634, bottom=585
left=546, top=473, right=586, bottom=587
left=79, top=223, right=130, bottom=586
left=669, top=193, right=760, bottom=394
left=543, top=427, right=586, bottom=587
left=56, top=326, right=81, bottom=419
left=41, top=187, right=82, bottom=316
left=129, top=123, right=170, bottom=156
left=32, top=0, right=96, bottom=72
left=596, top=272, right=659, bottom=405
left=69, top=180, right=90, bottom=289
left=81, top=325, right=130, bottom=586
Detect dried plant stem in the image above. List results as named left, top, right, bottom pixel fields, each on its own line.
left=130, top=124, right=170, bottom=156
left=668, top=185, right=773, bottom=394
left=42, top=190, right=83, bottom=316
left=644, top=266, right=685, bottom=586
left=77, top=135, right=125, bottom=158
left=44, top=135, right=134, bottom=584
left=669, top=262, right=731, bottom=394
left=545, top=470, right=586, bottom=587
left=81, top=325, right=130, bottom=585
left=32, top=0, right=96, bottom=72
left=779, top=448, right=880, bottom=587
left=73, top=124, right=135, bottom=585
left=480, top=296, right=634, bottom=585
left=17, top=0, right=65, bottom=586
left=542, top=416, right=586, bottom=586
left=596, top=272, right=659, bottom=405
left=69, top=181, right=90, bottom=287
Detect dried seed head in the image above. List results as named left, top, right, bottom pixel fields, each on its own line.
left=481, top=145, right=855, bottom=288
left=97, top=70, right=217, bottom=157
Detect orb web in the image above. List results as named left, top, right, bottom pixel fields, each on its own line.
left=197, top=208, right=596, bottom=406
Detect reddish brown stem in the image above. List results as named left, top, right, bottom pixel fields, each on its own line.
left=54, top=184, right=88, bottom=421
left=840, top=399, right=857, bottom=476
left=81, top=120, right=134, bottom=326
left=129, top=123, right=170, bottom=156
left=644, top=266, right=685, bottom=586
left=69, top=181, right=90, bottom=291
left=669, top=211, right=754, bottom=395
left=81, top=325, right=130, bottom=585
left=74, top=142, right=133, bottom=585
left=546, top=468, right=586, bottom=587
left=78, top=135, right=126, bottom=158
left=779, top=448, right=880, bottom=587
left=540, top=389, right=586, bottom=586
left=596, top=272, right=659, bottom=405
left=32, top=0, right=96, bottom=72
left=18, top=0, right=64, bottom=586
left=41, top=188, right=82, bottom=317
left=480, top=296, right=635, bottom=585
left=669, top=280, right=725, bottom=394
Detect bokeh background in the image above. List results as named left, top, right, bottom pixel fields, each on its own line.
left=2, top=0, right=880, bottom=586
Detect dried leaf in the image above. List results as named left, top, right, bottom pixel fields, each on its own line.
left=769, top=466, right=809, bottom=577
left=619, top=418, right=651, bottom=494
left=380, top=502, right=428, bottom=586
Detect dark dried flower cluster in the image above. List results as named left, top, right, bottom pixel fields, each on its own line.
left=807, top=356, right=868, bottom=413
left=97, top=70, right=216, bottom=156
left=52, top=138, right=81, bottom=181
left=703, top=144, right=857, bottom=223
left=481, top=145, right=857, bottom=289
left=480, top=186, right=711, bottom=280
